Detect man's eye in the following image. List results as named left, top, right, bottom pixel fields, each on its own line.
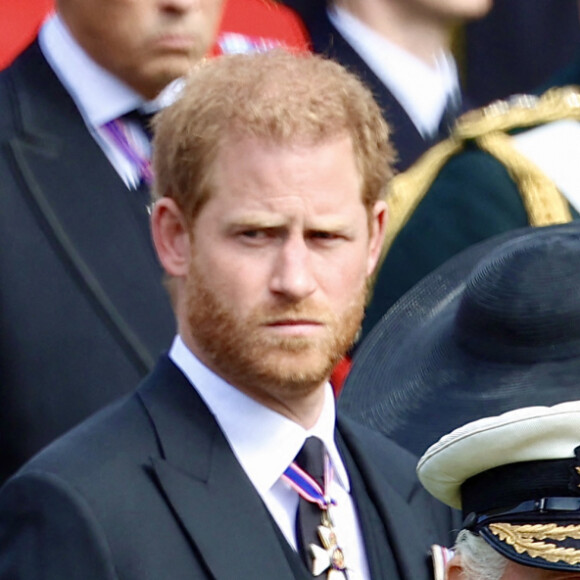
left=238, top=229, right=271, bottom=241
left=310, top=231, right=339, bottom=240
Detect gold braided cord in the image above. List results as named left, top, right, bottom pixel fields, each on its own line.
left=475, top=132, right=572, bottom=226
left=490, top=523, right=580, bottom=565
left=379, top=86, right=580, bottom=260
left=455, top=87, right=580, bottom=139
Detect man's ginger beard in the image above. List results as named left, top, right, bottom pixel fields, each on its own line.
left=185, top=258, right=368, bottom=399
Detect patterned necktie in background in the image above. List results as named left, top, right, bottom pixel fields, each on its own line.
left=101, top=109, right=154, bottom=188
left=124, top=109, right=155, bottom=141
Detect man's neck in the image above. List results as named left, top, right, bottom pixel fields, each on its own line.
left=332, top=0, right=452, bottom=67
left=178, top=330, right=329, bottom=430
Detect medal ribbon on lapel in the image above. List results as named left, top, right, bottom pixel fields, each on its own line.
left=282, top=455, right=349, bottom=579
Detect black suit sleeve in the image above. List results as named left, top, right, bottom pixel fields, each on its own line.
left=0, top=472, right=118, bottom=579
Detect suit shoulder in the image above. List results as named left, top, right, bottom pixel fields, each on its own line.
left=0, top=468, right=119, bottom=579
left=15, top=392, right=156, bottom=488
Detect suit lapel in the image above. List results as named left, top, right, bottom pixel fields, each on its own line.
left=337, top=417, right=435, bottom=580
left=5, top=43, right=174, bottom=372
left=139, top=358, right=297, bottom=580
left=337, top=430, right=399, bottom=580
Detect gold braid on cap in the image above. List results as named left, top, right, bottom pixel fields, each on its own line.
left=489, top=522, right=580, bottom=565
left=381, top=87, right=580, bottom=261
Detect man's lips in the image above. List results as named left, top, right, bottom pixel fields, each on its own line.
left=154, top=34, right=197, bottom=52
left=264, top=319, right=325, bottom=335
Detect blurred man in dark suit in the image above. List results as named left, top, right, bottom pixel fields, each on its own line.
left=368, top=53, right=580, bottom=325
left=0, top=0, right=226, bottom=483
left=282, top=0, right=491, bottom=172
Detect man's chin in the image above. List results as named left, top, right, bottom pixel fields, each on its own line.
left=256, top=349, right=339, bottom=389
left=140, top=60, right=192, bottom=97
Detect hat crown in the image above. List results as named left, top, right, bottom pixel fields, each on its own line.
left=339, top=221, right=580, bottom=458
left=454, top=232, right=580, bottom=363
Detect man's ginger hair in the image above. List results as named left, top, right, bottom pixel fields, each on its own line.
left=152, top=50, right=395, bottom=226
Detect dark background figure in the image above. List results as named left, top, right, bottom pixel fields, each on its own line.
left=363, top=49, right=580, bottom=337
left=280, top=0, right=491, bottom=172
left=0, top=0, right=226, bottom=484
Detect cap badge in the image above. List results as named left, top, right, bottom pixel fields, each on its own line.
left=489, top=522, right=580, bottom=565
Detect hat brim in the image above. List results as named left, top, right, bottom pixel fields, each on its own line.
left=339, top=222, right=580, bottom=456
left=480, top=516, right=580, bottom=573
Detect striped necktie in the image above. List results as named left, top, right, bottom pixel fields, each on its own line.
left=295, top=437, right=326, bottom=568
left=283, top=437, right=348, bottom=578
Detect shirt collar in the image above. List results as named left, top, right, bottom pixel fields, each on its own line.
left=328, top=5, right=460, bottom=137
left=39, top=13, right=183, bottom=127
left=169, top=335, right=350, bottom=495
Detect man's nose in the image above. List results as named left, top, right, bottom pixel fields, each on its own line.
left=269, top=236, right=318, bottom=301
left=159, top=0, right=204, bottom=13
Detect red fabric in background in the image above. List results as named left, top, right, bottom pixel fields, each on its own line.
left=330, top=356, right=352, bottom=397
left=0, top=0, right=53, bottom=70
left=0, top=0, right=308, bottom=71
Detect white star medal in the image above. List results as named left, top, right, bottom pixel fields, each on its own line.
left=309, top=505, right=348, bottom=579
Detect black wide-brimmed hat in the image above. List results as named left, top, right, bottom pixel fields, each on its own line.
left=339, top=221, right=580, bottom=456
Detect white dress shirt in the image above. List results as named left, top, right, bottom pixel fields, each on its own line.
left=38, top=14, right=182, bottom=188
left=169, top=335, right=371, bottom=579
left=329, top=5, right=461, bottom=138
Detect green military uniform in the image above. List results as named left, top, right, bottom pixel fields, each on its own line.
left=361, top=57, right=580, bottom=342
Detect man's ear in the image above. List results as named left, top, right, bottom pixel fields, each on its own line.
left=151, top=197, right=190, bottom=277
left=445, top=554, right=465, bottom=580
left=366, top=200, right=388, bottom=277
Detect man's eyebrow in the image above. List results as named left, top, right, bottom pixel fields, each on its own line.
left=306, top=216, right=354, bottom=231
left=226, top=213, right=354, bottom=231
left=226, top=213, right=288, bottom=229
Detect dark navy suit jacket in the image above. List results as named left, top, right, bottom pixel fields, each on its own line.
left=0, top=356, right=457, bottom=579
left=0, top=41, right=175, bottom=483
